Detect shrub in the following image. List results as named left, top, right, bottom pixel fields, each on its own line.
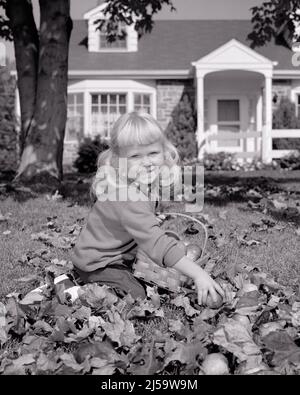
left=73, top=136, right=109, bottom=174
left=166, top=93, right=198, bottom=161
left=202, top=152, right=276, bottom=171
left=272, top=96, right=300, bottom=150
left=202, top=152, right=247, bottom=171
left=0, top=67, right=17, bottom=177
left=203, top=152, right=234, bottom=171
left=274, top=152, right=300, bottom=170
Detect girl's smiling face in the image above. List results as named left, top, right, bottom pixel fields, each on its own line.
left=119, top=141, right=165, bottom=185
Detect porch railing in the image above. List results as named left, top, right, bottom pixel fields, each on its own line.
left=205, top=128, right=300, bottom=163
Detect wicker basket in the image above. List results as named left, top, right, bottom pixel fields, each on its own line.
left=132, top=212, right=208, bottom=293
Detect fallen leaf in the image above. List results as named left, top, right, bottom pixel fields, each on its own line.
left=78, top=283, right=118, bottom=309
left=164, top=339, right=207, bottom=368
left=127, top=341, right=163, bottom=375
left=36, top=353, right=60, bottom=373
left=168, top=319, right=186, bottom=335
left=235, top=291, right=260, bottom=315
left=100, top=311, right=140, bottom=347
left=19, top=291, right=45, bottom=305
left=59, top=353, right=90, bottom=374
left=16, top=274, right=40, bottom=283
left=2, top=354, right=36, bottom=375
left=271, top=199, right=288, bottom=210
left=90, top=357, right=116, bottom=375
left=0, top=302, right=7, bottom=345
left=213, top=319, right=262, bottom=362
left=262, top=331, right=300, bottom=368
left=2, top=230, right=11, bottom=235
left=218, top=210, right=228, bottom=220
left=171, top=295, right=200, bottom=317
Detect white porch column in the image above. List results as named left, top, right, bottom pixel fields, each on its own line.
left=262, top=74, right=273, bottom=164
left=83, top=90, right=90, bottom=138
left=256, top=93, right=263, bottom=132
left=194, top=69, right=206, bottom=160
left=256, top=92, right=263, bottom=155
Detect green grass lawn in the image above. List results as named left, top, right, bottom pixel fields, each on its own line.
left=0, top=170, right=300, bottom=301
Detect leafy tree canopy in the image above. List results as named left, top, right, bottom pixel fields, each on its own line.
left=95, top=0, right=175, bottom=42
left=248, top=0, right=300, bottom=48
left=0, top=0, right=12, bottom=41
left=2, top=0, right=300, bottom=49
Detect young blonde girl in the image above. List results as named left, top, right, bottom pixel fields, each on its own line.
left=72, top=111, right=224, bottom=304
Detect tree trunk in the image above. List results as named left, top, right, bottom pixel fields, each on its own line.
left=15, top=0, right=72, bottom=184
left=6, top=0, right=39, bottom=154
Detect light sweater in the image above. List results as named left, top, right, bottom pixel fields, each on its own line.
left=71, top=185, right=186, bottom=272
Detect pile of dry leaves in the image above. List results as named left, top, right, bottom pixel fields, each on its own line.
left=0, top=251, right=300, bottom=375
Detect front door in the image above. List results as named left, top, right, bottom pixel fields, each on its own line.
left=209, top=96, right=248, bottom=153
left=217, top=99, right=241, bottom=148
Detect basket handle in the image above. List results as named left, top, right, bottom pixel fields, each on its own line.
left=164, top=212, right=208, bottom=261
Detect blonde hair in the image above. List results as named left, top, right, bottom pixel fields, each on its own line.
left=91, top=111, right=180, bottom=197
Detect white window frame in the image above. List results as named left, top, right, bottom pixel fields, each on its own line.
left=90, top=92, right=128, bottom=139
left=65, top=92, right=84, bottom=143
left=88, top=90, right=156, bottom=140
left=133, top=92, right=152, bottom=114
left=97, top=22, right=129, bottom=53
left=67, top=80, right=157, bottom=140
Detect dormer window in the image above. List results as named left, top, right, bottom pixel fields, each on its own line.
left=84, top=4, right=138, bottom=53
left=99, top=23, right=127, bottom=50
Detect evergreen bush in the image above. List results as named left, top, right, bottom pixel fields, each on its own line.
left=166, top=93, right=198, bottom=161
left=272, top=96, right=300, bottom=150
left=73, top=136, right=109, bottom=174
left=0, top=66, right=17, bottom=177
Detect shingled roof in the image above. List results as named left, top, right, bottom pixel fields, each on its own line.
left=69, top=19, right=295, bottom=74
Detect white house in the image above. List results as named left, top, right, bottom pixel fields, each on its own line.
left=17, top=3, right=300, bottom=165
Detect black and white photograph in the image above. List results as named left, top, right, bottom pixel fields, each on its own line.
left=0, top=0, right=300, bottom=379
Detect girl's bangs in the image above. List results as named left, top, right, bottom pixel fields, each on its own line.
left=116, top=115, right=163, bottom=148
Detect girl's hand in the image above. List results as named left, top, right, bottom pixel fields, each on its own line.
left=193, top=268, right=225, bottom=306
left=172, top=256, right=225, bottom=306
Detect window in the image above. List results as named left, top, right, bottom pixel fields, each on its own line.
left=217, top=99, right=240, bottom=147
left=99, top=23, right=127, bottom=50
left=65, top=93, right=84, bottom=142
left=296, top=94, right=300, bottom=117
left=91, top=93, right=127, bottom=138
left=134, top=93, right=151, bottom=113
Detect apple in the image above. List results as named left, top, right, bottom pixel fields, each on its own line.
left=185, top=243, right=202, bottom=261
left=205, top=292, right=224, bottom=309
left=201, top=353, right=229, bottom=375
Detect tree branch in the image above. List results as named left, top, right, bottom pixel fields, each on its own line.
left=248, top=0, right=300, bottom=49
left=94, top=0, right=176, bottom=42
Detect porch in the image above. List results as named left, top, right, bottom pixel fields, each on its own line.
left=193, top=39, right=278, bottom=164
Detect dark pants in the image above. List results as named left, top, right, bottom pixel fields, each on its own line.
left=74, top=261, right=146, bottom=300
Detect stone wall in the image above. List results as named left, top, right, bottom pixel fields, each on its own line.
left=156, top=79, right=195, bottom=131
